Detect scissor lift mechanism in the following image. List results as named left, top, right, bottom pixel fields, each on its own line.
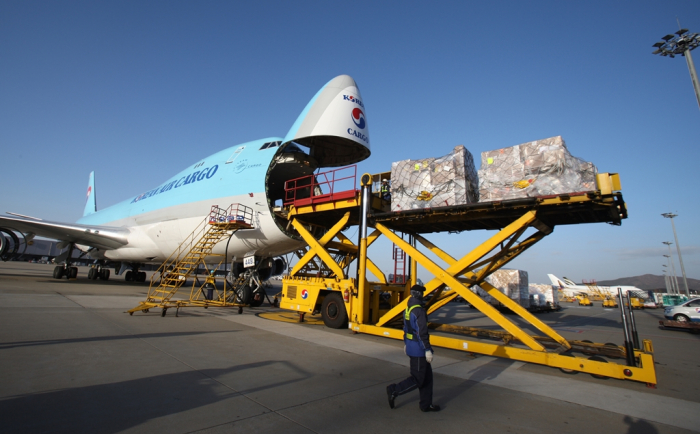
left=280, top=172, right=657, bottom=385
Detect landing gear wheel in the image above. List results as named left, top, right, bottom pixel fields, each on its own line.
left=125, top=271, right=134, bottom=282
left=138, top=271, right=147, bottom=282
left=587, top=356, right=609, bottom=379
left=99, top=269, right=110, bottom=280
left=88, top=268, right=95, bottom=279
left=321, top=293, right=348, bottom=329
left=558, top=352, right=578, bottom=374
left=235, top=285, right=252, bottom=305
left=249, top=288, right=266, bottom=307
left=69, top=267, right=78, bottom=279
left=53, top=266, right=64, bottom=279
left=674, top=314, right=690, bottom=323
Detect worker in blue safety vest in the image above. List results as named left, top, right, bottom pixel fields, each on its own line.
left=386, top=284, right=440, bottom=412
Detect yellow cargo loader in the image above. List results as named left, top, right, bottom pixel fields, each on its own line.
left=576, top=294, right=593, bottom=306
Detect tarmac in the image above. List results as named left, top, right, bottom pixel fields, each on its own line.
left=1, top=261, right=699, bottom=434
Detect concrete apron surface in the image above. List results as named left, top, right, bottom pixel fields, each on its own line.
left=0, top=293, right=697, bottom=434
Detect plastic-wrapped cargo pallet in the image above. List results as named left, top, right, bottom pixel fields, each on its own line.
left=472, top=269, right=529, bottom=309
left=529, top=284, right=559, bottom=308
left=478, top=136, right=598, bottom=202
left=390, top=145, right=479, bottom=212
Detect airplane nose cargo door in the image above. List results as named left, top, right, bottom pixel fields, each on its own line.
left=282, top=75, right=371, bottom=167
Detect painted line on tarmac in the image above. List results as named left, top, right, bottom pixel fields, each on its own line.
left=216, top=310, right=700, bottom=432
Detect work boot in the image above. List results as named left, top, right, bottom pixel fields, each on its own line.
left=386, top=385, right=397, bottom=409
left=421, top=404, right=441, bottom=412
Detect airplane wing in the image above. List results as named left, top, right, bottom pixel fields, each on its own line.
left=0, top=214, right=129, bottom=250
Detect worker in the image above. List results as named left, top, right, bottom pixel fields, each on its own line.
left=380, top=179, right=390, bottom=201
left=386, top=284, right=440, bottom=412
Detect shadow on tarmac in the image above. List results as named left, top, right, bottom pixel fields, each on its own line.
left=0, top=361, right=310, bottom=434
left=438, top=358, right=517, bottom=410
left=0, top=330, right=238, bottom=350
left=623, top=415, right=659, bottom=434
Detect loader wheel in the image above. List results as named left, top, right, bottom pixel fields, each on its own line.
left=588, top=356, right=609, bottom=380
left=558, top=352, right=578, bottom=374
left=604, top=342, right=623, bottom=359
left=321, top=293, right=348, bottom=329
left=581, top=339, right=595, bottom=355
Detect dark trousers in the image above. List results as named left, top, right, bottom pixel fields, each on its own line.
left=392, top=356, right=433, bottom=410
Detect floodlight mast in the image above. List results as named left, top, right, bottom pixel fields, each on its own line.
left=662, top=213, right=690, bottom=296
left=652, top=28, right=700, bottom=110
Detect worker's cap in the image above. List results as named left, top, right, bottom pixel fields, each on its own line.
left=410, top=285, right=425, bottom=298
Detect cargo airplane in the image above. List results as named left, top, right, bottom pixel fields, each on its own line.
left=0, top=75, right=371, bottom=304
left=547, top=274, right=647, bottom=299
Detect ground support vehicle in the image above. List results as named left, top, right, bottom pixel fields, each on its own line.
left=630, top=297, right=644, bottom=310
left=603, top=297, right=619, bottom=308
left=278, top=171, right=657, bottom=386
left=576, top=294, right=593, bottom=306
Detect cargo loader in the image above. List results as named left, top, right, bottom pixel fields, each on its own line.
left=278, top=169, right=657, bottom=386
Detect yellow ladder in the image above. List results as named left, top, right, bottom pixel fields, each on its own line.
left=128, top=204, right=254, bottom=315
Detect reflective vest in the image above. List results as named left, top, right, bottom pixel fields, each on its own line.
left=404, top=304, right=421, bottom=341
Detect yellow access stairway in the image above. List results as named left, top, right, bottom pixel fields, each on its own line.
left=127, top=204, right=254, bottom=316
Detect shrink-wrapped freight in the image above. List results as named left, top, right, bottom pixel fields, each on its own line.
left=529, top=284, right=559, bottom=308
left=473, top=269, right=529, bottom=309
left=391, top=145, right=478, bottom=212
left=478, top=136, right=597, bottom=202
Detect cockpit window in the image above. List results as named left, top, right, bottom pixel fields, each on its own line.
left=259, top=141, right=282, bottom=150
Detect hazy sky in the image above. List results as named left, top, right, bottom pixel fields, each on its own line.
left=1, top=1, right=698, bottom=284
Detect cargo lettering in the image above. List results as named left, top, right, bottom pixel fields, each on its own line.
left=347, top=128, right=368, bottom=143
left=131, top=165, right=219, bottom=203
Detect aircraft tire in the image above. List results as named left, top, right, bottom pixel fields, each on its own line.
left=250, top=288, right=266, bottom=307
left=235, top=285, right=252, bottom=305
left=69, top=267, right=78, bottom=279
left=53, top=266, right=64, bottom=279
left=125, top=271, right=133, bottom=282
left=138, top=271, right=147, bottom=282
left=88, top=268, right=95, bottom=279
left=100, top=269, right=110, bottom=280
left=321, top=292, right=348, bottom=329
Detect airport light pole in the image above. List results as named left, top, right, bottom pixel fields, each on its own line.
left=663, top=243, right=680, bottom=295
left=662, top=265, right=670, bottom=292
left=662, top=213, right=690, bottom=296
left=663, top=255, right=678, bottom=294
left=652, top=28, right=700, bottom=110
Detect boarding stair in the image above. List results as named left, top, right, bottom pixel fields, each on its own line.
left=127, top=204, right=254, bottom=315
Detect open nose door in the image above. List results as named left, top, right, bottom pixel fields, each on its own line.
left=282, top=75, right=371, bottom=167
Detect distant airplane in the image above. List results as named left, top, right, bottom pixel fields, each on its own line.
left=547, top=274, right=647, bottom=299
left=0, top=75, right=371, bottom=297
